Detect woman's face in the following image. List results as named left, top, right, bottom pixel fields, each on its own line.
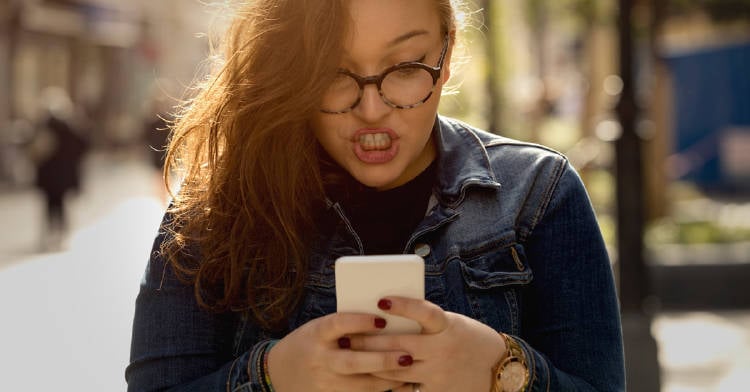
left=311, top=0, right=452, bottom=190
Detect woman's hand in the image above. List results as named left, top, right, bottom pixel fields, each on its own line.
left=350, top=297, right=507, bottom=392
left=267, top=312, right=413, bottom=392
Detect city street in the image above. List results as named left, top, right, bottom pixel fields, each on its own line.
left=1, top=151, right=748, bottom=391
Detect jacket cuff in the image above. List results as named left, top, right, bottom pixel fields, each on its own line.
left=512, top=335, right=551, bottom=392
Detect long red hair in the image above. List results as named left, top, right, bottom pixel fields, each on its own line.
left=162, top=0, right=461, bottom=331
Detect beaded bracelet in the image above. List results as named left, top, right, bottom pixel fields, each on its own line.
left=255, top=344, right=266, bottom=392
left=261, top=340, right=278, bottom=392
left=248, top=340, right=277, bottom=392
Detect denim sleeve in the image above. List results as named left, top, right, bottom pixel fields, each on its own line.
left=520, top=164, right=626, bottom=391
left=125, top=227, right=273, bottom=392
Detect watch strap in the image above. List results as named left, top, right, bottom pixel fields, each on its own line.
left=491, top=333, right=530, bottom=392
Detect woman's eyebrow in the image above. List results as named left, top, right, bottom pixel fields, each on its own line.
left=388, top=29, right=430, bottom=47
left=341, top=29, right=431, bottom=61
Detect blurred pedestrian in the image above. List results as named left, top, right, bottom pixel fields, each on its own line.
left=28, top=87, right=89, bottom=250
left=127, top=1, right=624, bottom=391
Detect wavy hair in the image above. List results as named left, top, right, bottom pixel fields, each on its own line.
left=162, top=0, right=463, bottom=331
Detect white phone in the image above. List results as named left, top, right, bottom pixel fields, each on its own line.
left=335, top=254, right=425, bottom=334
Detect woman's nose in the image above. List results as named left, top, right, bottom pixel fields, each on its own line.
left=354, top=84, right=391, bottom=122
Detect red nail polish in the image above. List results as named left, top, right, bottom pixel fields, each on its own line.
left=378, top=299, right=392, bottom=310
left=374, top=317, right=387, bottom=329
left=398, top=355, right=413, bottom=366
left=337, top=337, right=351, bottom=349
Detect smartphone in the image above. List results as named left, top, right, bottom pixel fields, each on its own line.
left=335, top=254, right=425, bottom=334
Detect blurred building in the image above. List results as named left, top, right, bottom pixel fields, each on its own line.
left=656, top=10, right=750, bottom=194
left=0, top=0, right=215, bottom=153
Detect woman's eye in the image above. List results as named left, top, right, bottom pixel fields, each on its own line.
left=329, top=73, right=352, bottom=89
left=395, top=67, right=420, bottom=76
left=394, top=55, right=426, bottom=67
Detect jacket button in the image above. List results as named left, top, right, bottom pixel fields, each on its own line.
left=414, top=243, right=431, bottom=257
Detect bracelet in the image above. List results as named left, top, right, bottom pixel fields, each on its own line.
left=248, top=340, right=278, bottom=392
left=262, top=340, right=278, bottom=392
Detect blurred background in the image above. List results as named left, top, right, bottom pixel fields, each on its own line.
left=0, top=0, right=749, bottom=390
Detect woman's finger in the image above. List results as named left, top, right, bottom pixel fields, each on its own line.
left=378, top=297, right=448, bottom=334
left=390, top=383, right=418, bottom=392
left=371, top=360, right=425, bottom=382
left=332, top=374, right=406, bottom=392
left=349, top=332, right=425, bottom=356
left=316, top=312, right=389, bottom=341
left=330, top=349, right=416, bottom=375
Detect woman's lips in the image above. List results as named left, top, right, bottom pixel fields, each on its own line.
left=352, top=128, right=399, bottom=163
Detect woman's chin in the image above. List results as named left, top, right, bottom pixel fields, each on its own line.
left=350, top=171, right=400, bottom=190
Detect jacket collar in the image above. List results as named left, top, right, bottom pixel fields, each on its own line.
left=433, top=116, right=501, bottom=205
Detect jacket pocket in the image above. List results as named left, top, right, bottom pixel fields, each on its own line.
left=290, top=266, right=337, bottom=330
left=305, top=269, right=336, bottom=311
left=455, top=243, right=533, bottom=334
left=459, top=243, right=533, bottom=288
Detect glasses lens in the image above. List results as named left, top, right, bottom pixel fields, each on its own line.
left=381, top=65, right=435, bottom=107
left=321, top=73, right=359, bottom=113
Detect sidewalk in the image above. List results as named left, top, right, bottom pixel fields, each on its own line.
left=655, top=311, right=750, bottom=391
left=1, top=151, right=748, bottom=391
left=0, top=150, right=166, bottom=391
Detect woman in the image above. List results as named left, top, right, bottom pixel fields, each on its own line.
left=126, top=0, right=625, bottom=391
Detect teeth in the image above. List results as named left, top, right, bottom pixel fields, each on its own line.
left=359, top=133, right=392, bottom=151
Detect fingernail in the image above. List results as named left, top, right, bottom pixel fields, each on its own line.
left=374, top=317, right=387, bottom=329
left=398, top=355, right=413, bottom=366
left=378, top=299, right=392, bottom=310
left=337, top=337, right=351, bottom=349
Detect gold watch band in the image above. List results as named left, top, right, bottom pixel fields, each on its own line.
left=491, top=333, right=530, bottom=392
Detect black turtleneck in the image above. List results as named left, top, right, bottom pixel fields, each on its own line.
left=324, top=160, right=437, bottom=254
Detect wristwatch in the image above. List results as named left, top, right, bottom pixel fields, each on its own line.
left=492, top=333, right=530, bottom=392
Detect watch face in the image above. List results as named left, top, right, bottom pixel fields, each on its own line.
left=499, top=360, right=528, bottom=392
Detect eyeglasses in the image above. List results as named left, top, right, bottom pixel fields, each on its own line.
left=320, top=34, right=450, bottom=114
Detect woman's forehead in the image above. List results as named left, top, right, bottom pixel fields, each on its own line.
left=346, top=0, right=440, bottom=40
left=343, top=0, right=441, bottom=54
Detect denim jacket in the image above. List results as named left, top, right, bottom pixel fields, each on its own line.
left=127, top=116, right=625, bottom=391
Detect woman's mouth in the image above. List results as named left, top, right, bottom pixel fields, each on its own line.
left=358, top=132, right=392, bottom=150
left=353, top=128, right=399, bottom=163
